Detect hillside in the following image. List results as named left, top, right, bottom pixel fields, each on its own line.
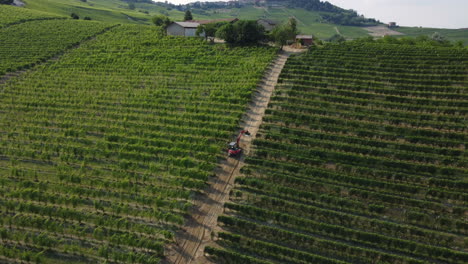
left=207, top=42, right=468, bottom=264
left=11, top=0, right=183, bottom=25
left=0, top=2, right=467, bottom=264
left=0, top=18, right=276, bottom=262
left=7, top=0, right=468, bottom=42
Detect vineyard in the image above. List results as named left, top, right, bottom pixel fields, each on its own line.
left=0, top=5, right=64, bottom=28
left=0, top=19, right=113, bottom=76
left=0, top=23, right=276, bottom=263
left=209, top=43, right=468, bottom=263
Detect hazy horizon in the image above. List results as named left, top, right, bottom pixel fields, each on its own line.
left=160, top=0, right=468, bottom=29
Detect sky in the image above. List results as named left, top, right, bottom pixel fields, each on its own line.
left=162, top=0, right=468, bottom=29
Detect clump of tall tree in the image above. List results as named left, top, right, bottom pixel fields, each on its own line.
left=196, top=21, right=228, bottom=42
left=271, top=18, right=299, bottom=48
left=152, top=15, right=172, bottom=34
left=215, top=20, right=266, bottom=45
left=184, top=10, right=193, bottom=21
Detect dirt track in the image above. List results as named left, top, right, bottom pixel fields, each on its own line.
left=165, top=50, right=292, bottom=264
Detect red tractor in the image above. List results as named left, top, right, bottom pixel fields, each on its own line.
left=228, top=130, right=251, bottom=157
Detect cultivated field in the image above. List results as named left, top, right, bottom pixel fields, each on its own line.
left=0, top=5, right=64, bottom=28
left=0, top=23, right=276, bottom=263
left=0, top=19, right=112, bottom=76
left=209, top=43, right=468, bottom=263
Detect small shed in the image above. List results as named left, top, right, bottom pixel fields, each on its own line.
left=296, top=35, right=314, bottom=46
left=257, top=19, right=278, bottom=32
left=167, top=22, right=203, bottom=37
left=388, top=22, right=397, bottom=28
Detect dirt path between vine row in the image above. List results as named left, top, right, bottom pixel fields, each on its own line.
left=165, top=50, right=296, bottom=264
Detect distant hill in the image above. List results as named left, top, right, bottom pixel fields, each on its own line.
left=7, top=0, right=468, bottom=43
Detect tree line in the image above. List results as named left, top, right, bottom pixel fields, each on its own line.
left=153, top=13, right=299, bottom=47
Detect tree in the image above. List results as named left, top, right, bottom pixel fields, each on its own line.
left=128, top=3, right=135, bottom=10
left=328, top=34, right=346, bottom=43
left=454, top=40, right=464, bottom=48
left=287, top=17, right=298, bottom=37
left=216, top=23, right=236, bottom=43
left=196, top=25, right=206, bottom=39
left=70, top=13, right=80, bottom=20
left=152, top=15, right=172, bottom=34
left=431, top=32, right=444, bottom=42
left=271, top=26, right=290, bottom=48
left=271, top=18, right=299, bottom=48
left=197, top=22, right=228, bottom=42
left=0, top=0, right=13, bottom=4
left=184, top=10, right=193, bottom=21
left=216, top=20, right=265, bottom=45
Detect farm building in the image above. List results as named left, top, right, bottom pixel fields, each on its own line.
left=167, top=22, right=204, bottom=37
left=257, top=19, right=278, bottom=32
left=296, top=35, right=314, bottom=46
left=388, top=22, right=397, bottom=28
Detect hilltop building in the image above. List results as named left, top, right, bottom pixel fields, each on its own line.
left=167, top=22, right=204, bottom=37
left=388, top=22, right=397, bottom=28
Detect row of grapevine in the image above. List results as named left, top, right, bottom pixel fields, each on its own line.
left=0, top=5, right=65, bottom=28
left=0, top=19, right=114, bottom=76
left=210, top=43, right=467, bottom=263
left=0, top=23, right=277, bottom=263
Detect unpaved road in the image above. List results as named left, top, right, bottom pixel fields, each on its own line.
left=164, top=51, right=293, bottom=264
left=334, top=26, right=341, bottom=35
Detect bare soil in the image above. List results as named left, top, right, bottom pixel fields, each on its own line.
left=164, top=50, right=300, bottom=264
left=365, top=25, right=405, bottom=37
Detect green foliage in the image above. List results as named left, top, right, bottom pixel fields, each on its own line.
left=216, top=20, right=266, bottom=45
left=322, top=10, right=379, bottom=26
left=70, top=12, right=79, bottom=19
left=271, top=17, right=299, bottom=47
left=0, top=19, right=111, bottom=76
left=0, top=0, right=13, bottom=4
left=216, top=23, right=236, bottom=43
left=0, top=5, right=65, bottom=28
left=17, top=0, right=154, bottom=25
left=196, top=21, right=228, bottom=41
left=212, top=42, right=468, bottom=263
left=151, top=14, right=171, bottom=29
left=0, top=23, right=276, bottom=262
left=353, top=34, right=464, bottom=48
left=184, top=10, right=192, bottom=21
left=327, top=33, right=345, bottom=43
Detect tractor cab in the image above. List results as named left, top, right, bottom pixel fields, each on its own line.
left=228, top=142, right=242, bottom=157
left=227, top=130, right=250, bottom=157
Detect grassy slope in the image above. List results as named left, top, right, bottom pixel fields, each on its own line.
left=190, top=5, right=369, bottom=39
left=17, top=0, right=367, bottom=39
left=396, top=27, right=468, bottom=44
left=22, top=0, right=176, bottom=24
left=187, top=5, right=468, bottom=42
left=18, top=0, right=468, bottom=42
left=0, top=5, right=65, bottom=28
